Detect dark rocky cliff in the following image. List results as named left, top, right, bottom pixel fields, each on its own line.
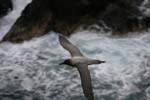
left=0, top=0, right=13, bottom=17
left=1, top=0, right=150, bottom=43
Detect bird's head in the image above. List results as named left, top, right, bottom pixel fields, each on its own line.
left=59, top=59, right=71, bottom=65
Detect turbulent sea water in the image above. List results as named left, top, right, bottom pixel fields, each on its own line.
left=0, top=0, right=150, bottom=100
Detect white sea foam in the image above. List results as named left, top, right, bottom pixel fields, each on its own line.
left=0, top=30, right=150, bottom=100
left=0, top=0, right=150, bottom=100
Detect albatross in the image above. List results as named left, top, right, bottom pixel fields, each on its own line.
left=59, top=34, right=105, bottom=100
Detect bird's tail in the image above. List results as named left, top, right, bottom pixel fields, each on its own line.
left=88, top=60, right=106, bottom=65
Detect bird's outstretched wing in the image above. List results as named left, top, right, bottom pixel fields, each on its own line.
left=77, top=64, right=94, bottom=100
left=59, top=34, right=83, bottom=57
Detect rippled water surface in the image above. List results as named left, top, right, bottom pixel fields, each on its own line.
left=0, top=31, right=150, bottom=100
left=0, top=0, right=150, bottom=100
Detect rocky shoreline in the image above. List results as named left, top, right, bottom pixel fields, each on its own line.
left=0, top=0, right=150, bottom=43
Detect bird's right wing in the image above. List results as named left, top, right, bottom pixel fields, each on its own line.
left=59, top=34, right=83, bottom=57
left=77, top=64, right=94, bottom=100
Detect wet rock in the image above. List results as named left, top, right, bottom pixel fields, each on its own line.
left=2, top=0, right=110, bottom=42
left=98, top=0, right=143, bottom=34
left=1, top=0, right=150, bottom=43
left=0, top=0, right=13, bottom=17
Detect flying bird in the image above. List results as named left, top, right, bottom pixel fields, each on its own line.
left=59, top=34, right=105, bottom=100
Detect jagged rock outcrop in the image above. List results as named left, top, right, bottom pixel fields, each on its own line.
left=99, top=2, right=142, bottom=34
left=2, top=0, right=113, bottom=42
left=2, top=0, right=53, bottom=42
left=1, top=0, right=150, bottom=43
left=0, top=0, right=13, bottom=17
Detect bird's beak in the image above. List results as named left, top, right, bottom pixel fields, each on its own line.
left=59, top=62, right=64, bottom=65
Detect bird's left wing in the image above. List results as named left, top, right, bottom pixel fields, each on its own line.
left=59, top=34, right=84, bottom=57
left=76, top=64, right=94, bottom=100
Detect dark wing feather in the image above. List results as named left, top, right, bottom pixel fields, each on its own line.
left=77, top=64, right=94, bottom=100
left=59, top=35, right=83, bottom=57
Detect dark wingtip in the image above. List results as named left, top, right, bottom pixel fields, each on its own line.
left=59, top=34, right=66, bottom=38
left=59, top=34, right=63, bottom=39
left=59, top=34, right=67, bottom=41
